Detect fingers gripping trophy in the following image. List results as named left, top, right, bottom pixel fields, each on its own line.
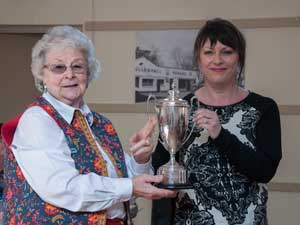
left=147, top=80, right=197, bottom=189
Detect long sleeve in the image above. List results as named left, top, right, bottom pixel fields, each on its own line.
left=213, top=98, right=282, bottom=183
left=11, top=106, right=150, bottom=215
left=152, top=141, right=170, bottom=173
left=151, top=141, right=175, bottom=225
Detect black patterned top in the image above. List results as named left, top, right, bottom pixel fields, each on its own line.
left=152, top=91, right=282, bottom=225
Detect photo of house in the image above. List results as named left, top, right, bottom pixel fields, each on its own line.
left=135, top=56, right=198, bottom=102
left=135, top=30, right=199, bottom=102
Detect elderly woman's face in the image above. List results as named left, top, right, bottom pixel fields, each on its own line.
left=43, top=47, right=88, bottom=108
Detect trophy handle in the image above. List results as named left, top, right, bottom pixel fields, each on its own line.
left=146, top=94, right=163, bottom=146
left=182, top=96, right=200, bottom=146
left=146, top=94, right=157, bottom=118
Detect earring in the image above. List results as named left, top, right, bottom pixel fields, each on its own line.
left=197, top=66, right=204, bottom=87
left=41, top=83, right=47, bottom=93
left=236, top=66, right=244, bottom=87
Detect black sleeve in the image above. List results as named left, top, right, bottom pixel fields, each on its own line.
left=151, top=198, right=175, bottom=225
left=151, top=142, right=175, bottom=225
left=212, top=99, right=282, bottom=183
left=151, top=141, right=170, bottom=173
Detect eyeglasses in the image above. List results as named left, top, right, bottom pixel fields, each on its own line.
left=43, top=63, right=88, bottom=74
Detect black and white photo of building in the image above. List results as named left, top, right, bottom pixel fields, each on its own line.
left=135, top=30, right=200, bottom=102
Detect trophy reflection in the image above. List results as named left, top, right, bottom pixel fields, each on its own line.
left=147, top=82, right=193, bottom=189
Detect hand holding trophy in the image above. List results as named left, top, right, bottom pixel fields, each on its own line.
left=147, top=80, right=197, bottom=189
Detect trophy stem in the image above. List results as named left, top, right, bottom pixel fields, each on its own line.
left=158, top=150, right=187, bottom=185
left=169, top=152, right=176, bottom=165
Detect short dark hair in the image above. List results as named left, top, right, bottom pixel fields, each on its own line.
left=194, top=18, right=246, bottom=85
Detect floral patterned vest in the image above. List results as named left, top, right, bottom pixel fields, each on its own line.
left=1, top=97, right=128, bottom=225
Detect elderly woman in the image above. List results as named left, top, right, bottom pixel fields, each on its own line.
left=152, top=18, right=282, bottom=225
left=1, top=26, right=175, bottom=225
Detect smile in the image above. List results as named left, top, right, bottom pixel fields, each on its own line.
left=63, top=84, right=78, bottom=88
left=211, top=68, right=226, bottom=72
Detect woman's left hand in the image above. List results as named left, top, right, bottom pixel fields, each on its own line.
left=194, top=109, right=222, bottom=139
left=129, top=117, right=157, bottom=164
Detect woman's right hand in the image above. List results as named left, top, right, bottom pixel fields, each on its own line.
left=129, top=117, right=157, bottom=164
left=132, top=174, right=177, bottom=199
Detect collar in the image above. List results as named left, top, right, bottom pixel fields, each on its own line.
left=42, top=92, right=94, bottom=126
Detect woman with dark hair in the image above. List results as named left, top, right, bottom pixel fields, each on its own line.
left=152, top=18, right=282, bottom=225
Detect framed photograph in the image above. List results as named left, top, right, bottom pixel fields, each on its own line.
left=135, top=30, right=200, bottom=102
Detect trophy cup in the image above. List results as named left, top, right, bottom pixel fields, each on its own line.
left=147, top=80, right=195, bottom=189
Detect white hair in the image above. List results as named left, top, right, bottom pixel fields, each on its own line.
left=31, top=25, right=101, bottom=92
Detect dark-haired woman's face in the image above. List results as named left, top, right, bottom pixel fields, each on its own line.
left=198, top=39, right=239, bottom=86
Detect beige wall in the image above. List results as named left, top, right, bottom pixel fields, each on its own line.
left=1, top=0, right=300, bottom=23
left=1, top=0, right=300, bottom=224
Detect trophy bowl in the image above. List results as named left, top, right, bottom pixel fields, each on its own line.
left=147, top=84, right=194, bottom=190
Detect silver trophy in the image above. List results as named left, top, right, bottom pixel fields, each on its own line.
left=147, top=81, right=196, bottom=189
